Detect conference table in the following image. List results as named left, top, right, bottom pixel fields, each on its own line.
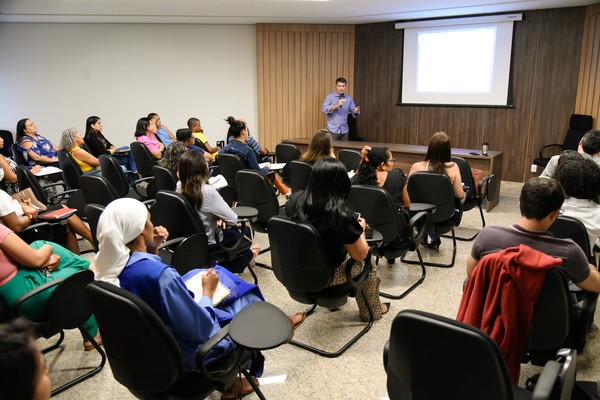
left=283, top=138, right=503, bottom=211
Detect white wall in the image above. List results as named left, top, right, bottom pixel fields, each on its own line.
left=0, top=23, right=258, bottom=148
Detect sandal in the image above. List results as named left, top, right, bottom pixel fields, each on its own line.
left=285, top=311, right=307, bottom=342
left=83, top=332, right=103, bottom=351
left=221, top=376, right=258, bottom=400
left=382, top=302, right=391, bottom=316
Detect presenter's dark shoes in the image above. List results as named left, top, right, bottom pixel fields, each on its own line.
left=221, top=376, right=259, bottom=400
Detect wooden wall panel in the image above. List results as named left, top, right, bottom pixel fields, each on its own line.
left=256, top=24, right=355, bottom=150
left=354, top=8, right=586, bottom=182
left=576, top=3, right=600, bottom=127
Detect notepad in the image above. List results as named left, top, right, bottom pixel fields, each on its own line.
left=38, top=207, right=77, bottom=220
left=185, top=271, right=230, bottom=306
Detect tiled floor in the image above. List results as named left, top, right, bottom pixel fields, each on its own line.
left=46, top=181, right=599, bottom=399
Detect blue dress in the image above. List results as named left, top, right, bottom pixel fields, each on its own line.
left=119, top=252, right=263, bottom=372
left=18, top=134, right=56, bottom=166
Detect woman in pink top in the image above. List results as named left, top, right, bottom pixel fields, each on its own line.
left=134, top=117, right=164, bottom=159
left=408, top=131, right=464, bottom=250
left=0, top=224, right=100, bottom=350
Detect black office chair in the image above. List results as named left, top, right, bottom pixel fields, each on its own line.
left=549, top=215, right=596, bottom=265
left=216, top=153, right=246, bottom=200
left=152, top=165, right=178, bottom=192
left=338, top=149, right=362, bottom=172
left=56, top=150, right=87, bottom=218
left=384, top=309, right=575, bottom=400
left=449, top=156, right=495, bottom=241
left=275, top=143, right=300, bottom=164
left=287, top=160, right=313, bottom=193
left=347, top=185, right=428, bottom=299
left=11, top=143, right=27, bottom=166
left=150, top=190, right=258, bottom=283
left=13, top=269, right=106, bottom=396
left=0, top=130, right=14, bottom=157
left=79, top=175, right=120, bottom=208
left=405, top=172, right=465, bottom=268
left=85, top=281, right=265, bottom=400
left=99, top=155, right=152, bottom=200
left=235, top=169, right=285, bottom=269
left=533, top=114, right=593, bottom=168
left=268, top=215, right=374, bottom=358
left=15, top=165, right=71, bottom=206
left=130, top=141, right=157, bottom=197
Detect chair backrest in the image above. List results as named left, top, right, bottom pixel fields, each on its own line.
left=347, top=185, right=401, bottom=245
left=338, top=149, right=362, bottom=172
left=288, top=160, right=313, bottom=193
left=152, top=165, right=178, bottom=193
left=386, top=309, right=513, bottom=400
left=79, top=141, right=92, bottom=154
left=79, top=175, right=118, bottom=207
left=85, top=280, right=183, bottom=393
left=407, top=172, right=456, bottom=223
left=549, top=215, right=594, bottom=264
left=216, top=153, right=245, bottom=196
left=46, top=269, right=96, bottom=330
left=11, top=143, right=27, bottom=166
left=235, top=169, right=280, bottom=230
left=562, top=114, right=593, bottom=151
left=130, top=142, right=157, bottom=178
left=275, top=143, right=300, bottom=164
left=151, top=190, right=205, bottom=239
left=0, top=130, right=14, bottom=158
left=15, top=165, right=48, bottom=204
left=57, top=150, right=84, bottom=190
left=84, top=203, right=105, bottom=251
left=170, top=233, right=209, bottom=276
left=99, top=155, right=130, bottom=198
left=451, top=157, right=477, bottom=202
left=267, top=215, right=334, bottom=293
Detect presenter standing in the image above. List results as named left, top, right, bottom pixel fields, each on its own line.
left=322, top=77, right=360, bottom=141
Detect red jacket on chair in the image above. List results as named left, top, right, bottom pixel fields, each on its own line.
left=456, top=244, right=563, bottom=383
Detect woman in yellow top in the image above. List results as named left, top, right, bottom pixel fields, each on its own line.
left=59, top=128, right=101, bottom=175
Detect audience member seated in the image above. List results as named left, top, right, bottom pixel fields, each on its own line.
left=175, top=128, right=213, bottom=163
left=285, top=157, right=388, bottom=322
left=94, top=198, right=304, bottom=397
left=220, top=116, right=289, bottom=195
left=0, top=319, right=51, bottom=400
left=352, top=146, right=410, bottom=210
left=227, top=118, right=271, bottom=163
left=0, top=188, right=94, bottom=254
left=59, top=128, right=101, bottom=176
left=0, top=136, right=22, bottom=195
left=15, top=119, right=59, bottom=168
left=408, top=131, right=464, bottom=250
left=84, top=116, right=137, bottom=174
left=467, top=178, right=600, bottom=292
left=148, top=113, right=175, bottom=148
left=554, top=157, right=600, bottom=250
left=157, top=141, right=187, bottom=175
left=300, top=129, right=335, bottom=164
left=408, top=132, right=465, bottom=250
left=177, top=150, right=258, bottom=273
left=0, top=223, right=100, bottom=350
left=188, top=117, right=221, bottom=158
left=541, top=129, right=600, bottom=178
left=134, top=117, right=164, bottom=160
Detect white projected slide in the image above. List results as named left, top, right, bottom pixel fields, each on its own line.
left=400, top=19, right=516, bottom=106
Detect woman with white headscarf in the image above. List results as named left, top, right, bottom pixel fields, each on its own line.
left=94, top=198, right=305, bottom=398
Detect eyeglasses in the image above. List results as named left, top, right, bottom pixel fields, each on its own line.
left=387, top=159, right=396, bottom=164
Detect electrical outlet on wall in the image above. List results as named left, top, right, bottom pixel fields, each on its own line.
left=531, top=164, right=537, bottom=172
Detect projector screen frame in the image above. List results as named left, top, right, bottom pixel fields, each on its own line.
left=395, top=13, right=521, bottom=108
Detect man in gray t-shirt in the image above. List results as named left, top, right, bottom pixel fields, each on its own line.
left=540, top=129, right=600, bottom=178
left=467, top=178, right=600, bottom=293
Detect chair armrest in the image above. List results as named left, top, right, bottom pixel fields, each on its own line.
left=345, top=250, right=373, bottom=289
left=13, top=278, right=65, bottom=325
left=408, top=211, right=428, bottom=244
left=195, top=325, right=243, bottom=380
left=477, top=175, right=491, bottom=200
left=538, top=144, right=563, bottom=159
left=158, top=237, right=185, bottom=251
left=214, top=221, right=249, bottom=254
left=131, top=176, right=154, bottom=198
left=531, top=360, right=560, bottom=400
left=47, top=187, right=78, bottom=205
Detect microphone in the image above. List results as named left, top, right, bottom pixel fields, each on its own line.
left=339, top=93, right=345, bottom=99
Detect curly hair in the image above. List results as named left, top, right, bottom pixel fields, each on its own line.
left=353, top=147, right=390, bottom=185
left=158, top=141, right=187, bottom=172
left=59, top=127, right=79, bottom=151
left=554, top=157, right=600, bottom=201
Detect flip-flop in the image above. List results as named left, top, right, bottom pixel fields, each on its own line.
left=285, top=311, right=307, bottom=342
left=382, top=302, right=391, bottom=316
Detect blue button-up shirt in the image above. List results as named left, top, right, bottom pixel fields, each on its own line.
left=322, top=91, right=359, bottom=134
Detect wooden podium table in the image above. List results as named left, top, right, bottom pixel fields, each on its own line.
left=283, top=138, right=503, bottom=211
